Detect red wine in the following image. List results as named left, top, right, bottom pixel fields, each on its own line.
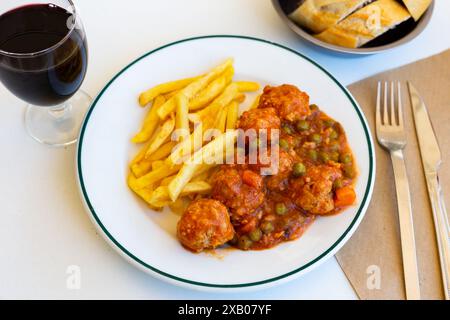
left=0, top=4, right=88, bottom=106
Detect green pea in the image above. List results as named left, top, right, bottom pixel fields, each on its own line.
left=249, top=229, right=262, bottom=242
left=319, top=151, right=330, bottom=163
left=310, top=133, right=323, bottom=144
left=308, top=149, right=318, bottom=161
left=344, top=165, right=356, bottom=179
left=334, top=179, right=344, bottom=190
left=279, top=139, right=289, bottom=151
left=330, top=151, right=340, bottom=162
left=260, top=221, right=274, bottom=234
left=340, top=153, right=352, bottom=164
left=293, top=163, right=306, bottom=177
left=296, top=120, right=310, bottom=131
left=282, top=124, right=293, bottom=135
left=238, top=236, right=253, bottom=250
left=276, top=203, right=288, bottom=216
left=329, top=130, right=339, bottom=140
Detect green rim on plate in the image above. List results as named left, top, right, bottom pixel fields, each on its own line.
left=77, top=35, right=375, bottom=288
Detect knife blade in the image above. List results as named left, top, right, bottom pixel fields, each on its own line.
left=408, top=81, right=450, bottom=300
left=407, top=82, right=441, bottom=173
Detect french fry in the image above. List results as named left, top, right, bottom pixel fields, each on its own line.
left=151, top=160, right=165, bottom=171
left=168, top=130, right=237, bottom=201
left=139, top=76, right=202, bottom=107
left=188, top=113, right=201, bottom=124
left=135, top=163, right=181, bottom=189
left=174, top=163, right=215, bottom=185
left=235, top=81, right=260, bottom=92
left=156, top=98, right=176, bottom=120
left=166, top=123, right=204, bottom=167
left=132, top=95, right=166, bottom=144
left=131, top=159, right=153, bottom=178
left=164, top=90, right=179, bottom=100
left=131, top=141, right=176, bottom=177
left=147, top=141, right=177, bottom=161
left=226, top=101, right=239, bottom=130
left=234, top=93, right=246, bottom=104
left=193, top=163, right=216, bottom=177
left=160, top=175, right=176, bottom=187
left=175, top=93, right=189, bottom=133
left=195, top=90, right=226, bottom=120
left=168, top=163, right=200, bottom=202
left=129, top=60, right=246, bottom=212
left=157, top=59, right=234, bottom=119
left=196, top=83, right=239, bottom=122
left=129, top=176, right=152, bottom=199
left=130, top=142, right=151, bottom=166
left=189, top=67, right=234, bottom=111
left=128, top=172, right=139, bottom=190
left=179, top=59, right=233, bottom=99
left=180, top=181, right=212, bottom=195
left=128, top=174, right=164, bottom=211
left=149, top=182, right=212, bottom=208
left=169, top=197, right=191, bottom=216
left=215, top=107, right=228, bottom=133
left=133, top=187, right=159, bottom=207
left=147, top=186, right=172, bottom=208
left=144, top=115, right=175, bottom=158
left=191, top=170, right=211, bottom=183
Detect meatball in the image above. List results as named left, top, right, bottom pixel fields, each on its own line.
left=259, top=85, right=311, bottom=122
left=211, top=166, right=265, bottom=224
left=238, top=108, right=280, bottom=140
left=177, top=199, right=235, bottom=253
left=292, top=165, right=342, bottom=215
left=265, top=150, right=295, bottom=192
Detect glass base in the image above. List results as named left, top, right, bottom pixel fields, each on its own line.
left=25, top=90, right=92, bottom=147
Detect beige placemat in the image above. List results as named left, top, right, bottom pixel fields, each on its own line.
left=337, top=49, right=450, bottom=300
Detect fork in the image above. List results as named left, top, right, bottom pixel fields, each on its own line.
left=376, top=81, right=421, bottom=300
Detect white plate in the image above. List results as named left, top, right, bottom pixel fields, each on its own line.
left=77, top=36, right=375, bottom=291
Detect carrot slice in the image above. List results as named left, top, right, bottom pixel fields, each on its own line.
left=335, top=186, right=356, bottom=207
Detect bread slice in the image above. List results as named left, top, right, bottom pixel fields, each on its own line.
left=315, top=0, right=411, bottom=48
left=402, top=0, right=432, bottom=21
left=289, top=0, right=373, bottom=34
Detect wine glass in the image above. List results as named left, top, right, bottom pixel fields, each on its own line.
left=0, top=0, right=90, bottom=147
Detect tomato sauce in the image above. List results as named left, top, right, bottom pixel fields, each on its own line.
left=224, top=105, right=357, bottom=250
left=210, top=85, right=358, bottom=251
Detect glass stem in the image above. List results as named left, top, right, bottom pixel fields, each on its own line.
left=48, top=102, right=73, bottom=121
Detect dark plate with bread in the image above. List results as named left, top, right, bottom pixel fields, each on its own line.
left=272, top=0, right=434, bottom=54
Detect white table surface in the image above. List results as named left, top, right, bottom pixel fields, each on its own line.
left=1, top=0, right=449, bottom=300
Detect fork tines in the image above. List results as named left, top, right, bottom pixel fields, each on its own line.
left=377, top=81, right=404, bottom=128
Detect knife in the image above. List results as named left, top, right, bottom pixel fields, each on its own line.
left=408, top=82, right=450, bottom=300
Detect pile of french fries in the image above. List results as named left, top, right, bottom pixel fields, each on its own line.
left=128, top=59, right=261, bottom=213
